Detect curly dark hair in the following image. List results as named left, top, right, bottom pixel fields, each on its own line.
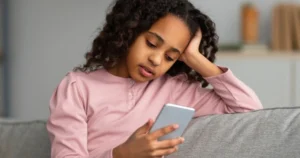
left=75, top=0, right=219, bottom=87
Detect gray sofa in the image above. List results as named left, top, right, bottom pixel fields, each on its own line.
left=0, top=107, right=300, bottom=158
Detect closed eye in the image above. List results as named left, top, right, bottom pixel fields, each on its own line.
left=165, top=55, right=175, bottom=61
left=146, top=40, right=157, bottom=48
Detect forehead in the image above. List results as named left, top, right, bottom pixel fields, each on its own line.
left=148, top=14, right=191, bottom=51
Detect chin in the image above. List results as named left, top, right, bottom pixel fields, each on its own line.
left=131, top=75, right=151, bottom=83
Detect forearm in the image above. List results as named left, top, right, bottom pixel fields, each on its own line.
left=112, top=146, right=125, bottom=158
left=185, top=53, right=222, bottom=77
left=203, top=67, right=263, bottom=112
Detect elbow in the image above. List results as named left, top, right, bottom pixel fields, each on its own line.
left=249, top=96, right=263, bottom=111
left=225, top=98, right=263, bottom=113
left=240, top=98, right=263, bottom=112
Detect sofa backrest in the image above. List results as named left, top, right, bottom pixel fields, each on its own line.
left=0, top=120, right=50, bottom=158
left=169, top=107, right=300, bottom=158
left=1, top=107, right=300, bottom=158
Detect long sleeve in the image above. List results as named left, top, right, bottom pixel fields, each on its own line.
left=170, top=67, right=263, bottom=117
left=46, top=73, right=113, bottom=158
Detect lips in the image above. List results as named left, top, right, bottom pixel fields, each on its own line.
left=139, top=65, right=155, bottom=77
left=141, top=65, right=154, bottom=74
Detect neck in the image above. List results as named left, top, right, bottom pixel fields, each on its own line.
left=107, top=60, right=129, bottom=78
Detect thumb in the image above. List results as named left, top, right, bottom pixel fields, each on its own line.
left=135, top=119, right=154, bottom=135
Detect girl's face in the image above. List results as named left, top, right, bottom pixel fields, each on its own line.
left=110, top=14, right=191, bottom=82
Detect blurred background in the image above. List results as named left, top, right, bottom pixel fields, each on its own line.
left=0, top=0, right=300, bottom=121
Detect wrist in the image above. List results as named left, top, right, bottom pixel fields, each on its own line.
left=185, top=53, right=222, bottom=77
left=113, top=145, right=125, bottom=158
left=184, top=53, right=205, bottom=69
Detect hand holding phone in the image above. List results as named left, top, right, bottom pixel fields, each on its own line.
left=113, top=119, right=185, bottom=158
left=150, top=103, right=195, bottom=141
left=113, top=103, right=195, bottom=158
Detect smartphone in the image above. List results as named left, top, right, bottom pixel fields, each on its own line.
left=149, top=103, right=195, bottom=141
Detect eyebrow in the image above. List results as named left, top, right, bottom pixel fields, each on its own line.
left=147, top=31, right=182, bottom=54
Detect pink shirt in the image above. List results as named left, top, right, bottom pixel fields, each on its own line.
left=47, top=67, right=262, bottom=158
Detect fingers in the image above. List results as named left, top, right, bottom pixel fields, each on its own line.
left=193, top=29, right=202, bottom=46
left=148, top=124, right=179, bottom=140
left=148, top=138, right=184, bottom=157
left=154, top=137, right=185, bottom=149
left=145, top=119, right=154, bottom=133
left=195, top=28, right=202, bottom=37
left=149, top=146, right=179, bottom=157
left=135, top=119, right=154, bottom=135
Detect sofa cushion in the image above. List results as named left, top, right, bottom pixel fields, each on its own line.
left=0, top=119, right=50, bottom=158
left=168, top=107, right=300, bottom=158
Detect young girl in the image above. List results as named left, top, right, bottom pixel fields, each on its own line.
left=47, top=0, right=263, bottom=157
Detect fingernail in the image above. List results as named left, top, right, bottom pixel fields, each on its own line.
left=173, top=124, right=179, bottom=129
left=175, top=146, right=179, bottom=151
left=180, top=137, right=185, bottom=142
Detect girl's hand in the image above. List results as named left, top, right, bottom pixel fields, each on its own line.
left=179, top=29, right=222, bottom=77
left=113, top=119, right=185, bottom=158
left=179, top=29, right=203, bottom=65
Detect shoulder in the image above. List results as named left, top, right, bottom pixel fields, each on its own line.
left=53, top=69, right=108, bottom=101
left=63, top=68, right=106, bottom=84
left=53, top=69, right=108, bottom=97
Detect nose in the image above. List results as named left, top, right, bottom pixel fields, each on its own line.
left=148, top=52, right=163, bottom=66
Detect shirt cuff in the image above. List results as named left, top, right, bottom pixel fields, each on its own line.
left=203, top=66, right=233, bottom=84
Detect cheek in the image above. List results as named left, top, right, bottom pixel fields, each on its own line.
left=127, top=46, right=141, bottom=61
left=155, top=63, right=173, bottom=76
left=128, top=39, right=149, bottom=60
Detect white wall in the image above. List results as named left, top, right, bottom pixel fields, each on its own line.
left=0, top=0, right=2, bottom=116
left=6, top=0, right=300, bottom=120
left=0, top=64, right=3, bottom=115
left=193, top=0, right=300, bottom=44
left=7, top=0, right=112, bottom=120
left=0, top=0, right=3, bottom=116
